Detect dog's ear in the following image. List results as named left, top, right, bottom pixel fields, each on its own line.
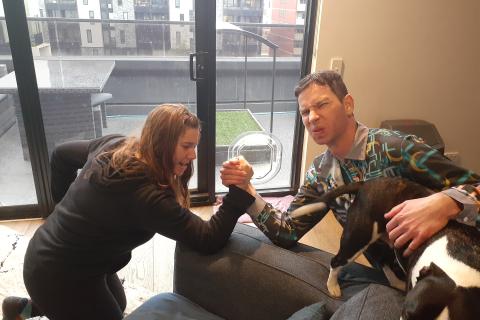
left=403, top=264, right=456, bottom=320
left=417, top=262, right=448, bottom=282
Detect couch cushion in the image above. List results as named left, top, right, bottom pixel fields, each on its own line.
left=173, top=224, right=388, bottom=320
left=124, top=292, right=224, bottom=320
left=329, top=284, right=403, bottom=320
left=286, top=301, right=329, bottom=320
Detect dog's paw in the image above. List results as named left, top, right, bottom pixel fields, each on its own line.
left=327, top=266, right=342, bottom=297
left=327, top=282, right=342, bottom=297
left=327, top=276, right=342, bottom=297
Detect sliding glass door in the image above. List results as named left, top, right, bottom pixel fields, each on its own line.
left=0, top=0, right=314, bottom=219
left=214, top=0, right=310, bottom=193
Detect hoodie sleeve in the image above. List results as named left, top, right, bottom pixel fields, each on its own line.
left=50, top=140, right=92, bottom=203
left=50, top=135, right=124, bottom=203
left=136, top=185, right=255, bottom=254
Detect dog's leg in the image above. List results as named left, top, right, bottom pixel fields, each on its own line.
left=327, top=265, right=343, bottom=297
left=382, top=265, right=406, bottom=291
left=328, top=222, right=382, bottom=297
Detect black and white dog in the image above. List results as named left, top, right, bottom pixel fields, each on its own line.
left=291, top=177, right=480, bottom=320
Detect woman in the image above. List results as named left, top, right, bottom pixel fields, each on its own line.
left=3, top=104, right=254, bottom=320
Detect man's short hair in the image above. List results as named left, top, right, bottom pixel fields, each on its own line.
left=294, top=71, right=348, bottom=102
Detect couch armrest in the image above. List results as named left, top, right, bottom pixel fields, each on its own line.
left=174, top=224, right=352, bottom=320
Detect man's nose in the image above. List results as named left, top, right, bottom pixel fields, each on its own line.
left=309, top=109, right=320, bottom=122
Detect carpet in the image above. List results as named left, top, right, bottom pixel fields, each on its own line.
left=0, top=225, right=156, bottom=318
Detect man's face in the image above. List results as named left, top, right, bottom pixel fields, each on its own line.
left=298, top=83, right=353, bottom=146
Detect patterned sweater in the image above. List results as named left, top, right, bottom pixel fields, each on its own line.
left=247, top=123, right=480, bottom=262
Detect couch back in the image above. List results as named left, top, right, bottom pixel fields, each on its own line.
left=173, top=224, right=350, bottom=320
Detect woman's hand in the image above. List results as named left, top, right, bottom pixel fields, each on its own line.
left=385, top=192, right=461, bottom=257
left=220, top=156, right=254, bottom=191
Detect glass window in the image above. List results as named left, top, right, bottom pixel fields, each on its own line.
left=83, top=0, right=88, bottom=5
left=175, top=0, right=180, bottom=8
left=176, top=31, right=181, bottom=46
left=180, top=14, right=184, bottom=21
left=215, top=0, right=306, bottom=192
left=13, top=0, right=199, bottom=200
left=86, top=29, right=92, bottom=43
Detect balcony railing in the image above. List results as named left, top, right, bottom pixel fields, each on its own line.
left=0, top=17, right=303, bottom=58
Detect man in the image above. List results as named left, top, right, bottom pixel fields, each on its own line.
left=221, top=70, right=480, bottom=281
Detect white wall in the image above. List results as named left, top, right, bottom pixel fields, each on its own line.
left=303, top=0, right=480, bottom=176
left=77, top=0, right=101, bottom=19
left=110, top=0, right=134, bottom=20
left=169, top=0, right=194, bottom=51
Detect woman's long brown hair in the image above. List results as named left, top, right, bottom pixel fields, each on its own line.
left=105, top=104, right=200, bottom=208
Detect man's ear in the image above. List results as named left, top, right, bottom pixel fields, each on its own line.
left=343, top=94, right=354, bottom=116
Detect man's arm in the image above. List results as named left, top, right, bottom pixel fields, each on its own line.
left=221, top=157, right=330, bottom=248
left=385, top=135, right=480, bottom=256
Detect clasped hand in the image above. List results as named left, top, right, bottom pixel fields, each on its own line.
left=220, top=156, right=255, bottom=194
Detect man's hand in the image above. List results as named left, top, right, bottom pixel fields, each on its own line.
left=220, top=156, right=254, bottom=192
left=385, top=192, right=461, bottom=257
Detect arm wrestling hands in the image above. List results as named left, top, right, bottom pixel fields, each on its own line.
left=220, top=156, right=256, bottom=196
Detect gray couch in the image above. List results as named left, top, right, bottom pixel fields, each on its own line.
left=126, top=224, right=404, bottom=320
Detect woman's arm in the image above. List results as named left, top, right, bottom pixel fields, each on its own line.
left=138, top=185, right=255, bottom=254
left=50, top=140, right=92, bottom=203
left=50, top=134, right=124, bottom=203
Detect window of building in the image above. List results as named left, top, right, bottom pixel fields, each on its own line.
left=60, top=10, right=66, bottom=18
left=120, top=30, right=125, bottom=44
left=86, top=29, right=92, bottom=43
left=89, top=10, right=94, bottom=19
left=176, top=31, right=181, bottom=46
left=83, top=0, right=88, bottom=5
left=123, top=12, right=128, bottom=20
left=39, top=9, right=44, bottom=17
left=180, top=14, right=184, bottom=21
left=118, top=0, right=123, bottom=6
left=175, top=0, right=180, bottom=8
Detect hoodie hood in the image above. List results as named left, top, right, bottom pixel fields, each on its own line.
left=86, top=137, right=150, bottom=192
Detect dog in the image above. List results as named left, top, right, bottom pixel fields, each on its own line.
left=291, top=176, right=480, bottom=320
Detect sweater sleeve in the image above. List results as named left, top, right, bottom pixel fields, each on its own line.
left=50, top=135, right=124, bottom=203
left=50, top=140, right=92, bottom=203
left=442, top=184, right=480, bottom=228
left=137, top=185, right=255, bottom=254
left=398, top=135, right=480, bottom=190
left=245, top=159, right=331, bottom=249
